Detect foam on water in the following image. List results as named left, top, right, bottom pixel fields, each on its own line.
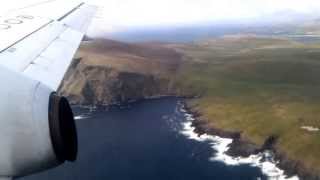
left=74, top=115, right=90, bottom=120
left=179, top=107, right=299, bottom=180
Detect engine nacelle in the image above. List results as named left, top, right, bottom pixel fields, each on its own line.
left=0, top=67, right=77, bottom=177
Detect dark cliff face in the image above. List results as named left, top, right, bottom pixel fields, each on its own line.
left=58, top=39, right=182, bottom=105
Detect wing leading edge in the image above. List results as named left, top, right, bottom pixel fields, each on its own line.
left=0, top=0, right=97, bottom=90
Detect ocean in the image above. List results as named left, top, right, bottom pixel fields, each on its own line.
left=21, top=98, right=298, bottom=180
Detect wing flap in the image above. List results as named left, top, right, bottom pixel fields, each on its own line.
left=0, top=21, right=66, bottom=71
left=24, top=28, right=83, bottom=90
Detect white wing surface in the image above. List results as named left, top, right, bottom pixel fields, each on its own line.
left=0, top=0, right=97, bottom=90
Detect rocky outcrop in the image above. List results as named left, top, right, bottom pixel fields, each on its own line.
left=59, top=61, right=174, bottom=105
left=58, top=39, right=182, bottom=105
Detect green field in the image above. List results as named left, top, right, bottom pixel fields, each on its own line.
left=173, top=36, right=320, bottom=173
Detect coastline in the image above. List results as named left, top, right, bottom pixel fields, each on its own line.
left=71, top=95, right=318, bottom=179
left=181, top=100, right=319, bottom=180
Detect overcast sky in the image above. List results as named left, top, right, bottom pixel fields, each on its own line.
left=86, top=0, right=320, bottom=36
left=2, top=0, right=320, bottom=37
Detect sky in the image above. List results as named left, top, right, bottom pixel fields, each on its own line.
left=86, top=0, right=320, bottom=36
left=1, top=0, right=320, bottom=37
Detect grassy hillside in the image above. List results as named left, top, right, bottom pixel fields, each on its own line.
left=172, top=36, right=320, bottom=174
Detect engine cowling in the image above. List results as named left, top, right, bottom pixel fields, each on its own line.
left=0, top=67, right=77, bottom=177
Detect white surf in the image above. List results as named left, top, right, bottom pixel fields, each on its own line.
left=179, top=106, right=299, bottom=180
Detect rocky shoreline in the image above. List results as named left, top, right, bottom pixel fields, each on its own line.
left=68, top=91, right=319, bottom=180
left=182, top=100, right=320, bottom=180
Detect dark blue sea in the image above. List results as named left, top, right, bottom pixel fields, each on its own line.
left=22, top=98, right=268, bottom=180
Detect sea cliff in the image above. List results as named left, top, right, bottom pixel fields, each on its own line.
left=59, top=37, right=320, bottom=179
left=59, top=39, right=181, bottom=105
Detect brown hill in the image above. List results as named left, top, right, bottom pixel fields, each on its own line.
left=58, top=39, right=182, bottom=105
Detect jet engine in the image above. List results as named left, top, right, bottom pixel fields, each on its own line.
left=0, top=67, right=77, bottom=177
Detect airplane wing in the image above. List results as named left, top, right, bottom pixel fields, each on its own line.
left=0, top=0, right=97, bottom=90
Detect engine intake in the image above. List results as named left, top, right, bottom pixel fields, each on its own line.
left=49, top=93, right=77, bottom=162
